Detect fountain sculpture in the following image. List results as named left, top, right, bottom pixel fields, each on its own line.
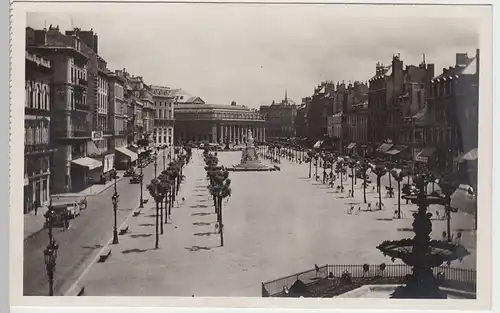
left=227, top=130, right=275, bottom=172
left=376, top=173, right=470, bottom=298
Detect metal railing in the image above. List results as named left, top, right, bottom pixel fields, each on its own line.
left=261, top=264, right=476, bottom=297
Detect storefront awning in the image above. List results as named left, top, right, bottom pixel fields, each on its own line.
left=71, top=157, right=102, bottom=170
left=115, top=146, right=138, bottom=162
left=347, top=143, right=356, bottom=150
left=386, top=145, right=408, bottom=155
left=376, top=143, right=393, bottom=153
left=313, top=141, right=323, bottom=149
left=415, top=147, right=436, bottom=163
left=459, top=148, right=478, bottom=162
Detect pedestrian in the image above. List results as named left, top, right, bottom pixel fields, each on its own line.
left=33, top=200, right=38, bottom=215
left=367, top=202, right=372, bottom=211
left=442, top=231, right=447, bottom=240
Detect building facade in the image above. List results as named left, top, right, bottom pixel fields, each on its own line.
left=415, top=51, right=479, bottom=176
left=24, top=51, right=55, bottom=213
left=151, top=85, right=175, bottom=153
left=259, top=94, right=297, bottom=139
left=174, top=97, right=266, bottom=144
left=305, top=81, right=335, bottom=140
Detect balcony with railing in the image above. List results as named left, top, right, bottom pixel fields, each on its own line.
left=55, top=124, right=92, bottom=140
left=25, top=51, right=51, bottom=69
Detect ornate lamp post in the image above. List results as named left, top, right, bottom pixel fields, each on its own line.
left=110, top=168, right=120, bottom=244
left=139, top=160, right=144, bottom=208
left=43, top=200, right=59, bottom=296
left=163, top=146, right=166, bottom=171
left=44, top=239, right=59, bottom=296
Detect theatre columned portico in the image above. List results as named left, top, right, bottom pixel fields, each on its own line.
left=174, top=99, right=266, bottom=144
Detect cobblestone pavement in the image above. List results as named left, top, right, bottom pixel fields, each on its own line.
left=77, top=150, right=476, bottom=297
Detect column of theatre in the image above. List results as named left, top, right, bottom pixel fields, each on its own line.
left=215, top=124, right=265, bottom=144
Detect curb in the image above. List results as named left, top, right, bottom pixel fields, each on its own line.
left=63, top=197, right=147, bottom=296
left=23, top=227, right=45, bottom=241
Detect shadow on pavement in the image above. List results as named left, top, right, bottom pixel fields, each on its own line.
left=397, top=227, right=413, bottom=232
left=138, top=223, right=155, bottom=227
left=193, top=232, right=215, bottom=237
left=122, top=248, right=151, bottom=254
left=191, top=212, right=214, bottom=217
left=130, top=233, right=153, bottom=238
left=185, top=246, right=212, bottom=252
left=298, top=177, right=310, bottom=180
left=192, top=222, right=212, bottom=226
left=190, top=204, right=208, bottom=209
left=376, top=218, right=394, bottom=221
left=81, top=244, right=103, bottom=250
left=455, top=228, right=475, bottom=233
left=197, top=199, right=208, bottom=203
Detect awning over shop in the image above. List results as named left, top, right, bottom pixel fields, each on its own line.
left=115, top=146, right=138, bottom=162
left=459, top=148, right=478, bottom=162
left=313, top=141, right=323, bottom=149
left=376, top=143, right=393, bottom=153
left=71, top=157, right=102, bottom=170
left=347, top=143, right=356, bottom=150
left=415, top=147, right=436, bottom=163
left=386, top=145, right=408, bottom=155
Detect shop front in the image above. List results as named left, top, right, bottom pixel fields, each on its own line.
left=115, top=146, right=138, bottom=170
left=71, top=157, right=103, bottom=192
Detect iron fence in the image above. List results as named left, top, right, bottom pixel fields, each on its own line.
left=262, top=264, right=476, bottom=297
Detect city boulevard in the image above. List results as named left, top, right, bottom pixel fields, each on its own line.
left=77, top=150, right=476, bottom=296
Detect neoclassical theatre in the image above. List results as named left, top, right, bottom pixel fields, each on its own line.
left=173, top=91, right=266, bottom=144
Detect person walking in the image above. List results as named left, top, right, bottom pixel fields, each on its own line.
left=33, top=200, right=38, bottom=215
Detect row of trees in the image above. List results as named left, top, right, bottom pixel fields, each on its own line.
left=146, top=152, right=187, bottom=249
left=203, top=149, right=232, bottom=247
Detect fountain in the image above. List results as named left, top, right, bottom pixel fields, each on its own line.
left=376, top=173, right=471, bottom=299
left=227, top=130, right=276, bottom=172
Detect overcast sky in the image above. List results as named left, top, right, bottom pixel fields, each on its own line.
left=27, top=6, right=479, bottom=108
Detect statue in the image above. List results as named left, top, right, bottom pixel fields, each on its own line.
left=247, top=129, right=254, bottom=147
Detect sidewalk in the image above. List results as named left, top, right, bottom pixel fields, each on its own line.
left=77, top=155, right=207, bottom=296
left=23, top=171, right=126, bottom=240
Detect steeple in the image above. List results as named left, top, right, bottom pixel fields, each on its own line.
left=284, top=89, right=288, bottom=104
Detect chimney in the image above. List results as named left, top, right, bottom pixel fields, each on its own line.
left=456, top=53, right=468, bottom=66
left=231, top=101, right=236, bottom=106
left=427, top=64, right=435, bottom=79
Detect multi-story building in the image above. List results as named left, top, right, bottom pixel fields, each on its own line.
left=306, top=81, right=335, bottom=140
left=151, top=85, right=175, bottom=158
left=414, top=50, right=479, bottom=178
left=24, top=51, right=56, bottom=213
left=368, top=54, right=434, bottom=156
left=67, top=28, right=115, bottom=184
left=27, top=25, right=102, bottom=193
left=108, top=71, right=127, bottom=149
left=294, top=104, right=307, bottom=140
left=259, top=92, right=297, bottom=140
left=174, top=94, right=266, bottom=144
left=341, top=81, right=369, bottom=154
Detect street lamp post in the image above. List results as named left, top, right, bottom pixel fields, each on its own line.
left=139, top=160, right=144, bottom=208
left=163, top=146, right=166, bottom=172
left=110, top=168, right=119, bottom=245
left=154, top=149, right=158, bottom=178
left=43, top=201, right=59, bottom=296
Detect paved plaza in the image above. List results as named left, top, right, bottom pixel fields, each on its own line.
left=75, top=150, right=476, bottom=297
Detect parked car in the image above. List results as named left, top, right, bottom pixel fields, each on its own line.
left=130, top=175, right=141, bottom=184
left=124, top=168, right=136, bottom=177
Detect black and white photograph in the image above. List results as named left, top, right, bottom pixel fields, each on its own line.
left=9, top=1, right=493, bottom=310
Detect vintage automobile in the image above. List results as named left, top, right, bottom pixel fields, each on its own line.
left=130, top=174, right=141, bottom=184
left=124, top=168, right=136, bottom=177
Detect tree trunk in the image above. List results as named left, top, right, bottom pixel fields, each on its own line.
left=309, top=162, right=312, bottom=178
left=165, top=193, right=170, bottom=223
left=363, top=173, right=367, bottom=204
left=446, top=207, right=451, bottom=242
left=155, top=201, right=159, bottom=249
left=388, top=173, right=392, bottom=189
left=160, top=197, right=164, bottom=234
left=378, top=185, right=382, bottom=210
left=351, top=168, right=355, bottom=197
left=397, top=181, right=401, bottom=219
left=219, top=197, right=224, bottom=247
